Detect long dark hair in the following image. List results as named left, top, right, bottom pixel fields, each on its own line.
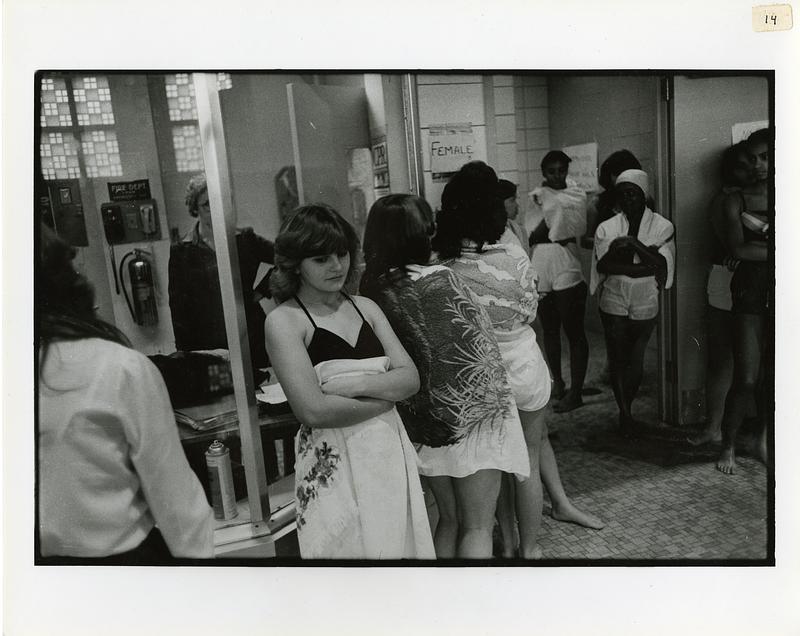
left=720, top=142, right=752, bottom=187
left=39, top=224, right=130, bottom=357
left=360, top=194, right=434, bottom=297
left=432, top=161, right=507, bottom=259
left=269, top=204, right=360, bottom=303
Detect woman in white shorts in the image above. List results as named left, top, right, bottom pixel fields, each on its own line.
left=591, top=169, right=675, bottom=438
left=436, top=161, right=603, bottom=559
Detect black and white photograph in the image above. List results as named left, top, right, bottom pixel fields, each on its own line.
left=4, top=1, right=800, bottom=634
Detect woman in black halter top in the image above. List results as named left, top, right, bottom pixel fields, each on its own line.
left=264, top=204, right=434, bottom=559
left=294, top=292, right=385, bottom=366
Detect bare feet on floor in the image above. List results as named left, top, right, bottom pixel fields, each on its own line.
left=551, top=503, right=605, bottom=530
left=520, top=545, right=543, bottom=559
left=687, top=428, right=722, bottom=446
left=553, top=390, right=584, bottom=413
left=716, top=447, right=736, bottom=474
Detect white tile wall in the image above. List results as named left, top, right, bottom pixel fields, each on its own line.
left=417, top=83, right=485, bottom=128
left=495, top=114, right=516, bottom=143
left=493, top=86, right=515, bottom=115
left=496, top=143, right=517, bottom=172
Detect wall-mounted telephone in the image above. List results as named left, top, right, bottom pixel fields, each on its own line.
left=102, top=205, right=126, bottom=243
left=101, top=199, right=161, bottom=321
left=100, top=199, right=161, bottom=245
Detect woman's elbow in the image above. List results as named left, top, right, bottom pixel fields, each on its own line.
left=291, top=401, right=329, bottom=429
left=408, top=368, right=421, bottom=396
left=397, top=366, right=420, bottom=400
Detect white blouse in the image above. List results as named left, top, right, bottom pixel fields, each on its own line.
left=38, top=338, right=214, bottom=558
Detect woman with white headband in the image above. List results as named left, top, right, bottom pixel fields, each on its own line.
left=590, top=169, right=675, bottom=438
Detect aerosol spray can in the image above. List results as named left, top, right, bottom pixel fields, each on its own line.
left=205, top=440, right=238, bottom=520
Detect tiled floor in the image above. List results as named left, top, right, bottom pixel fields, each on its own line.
left=516, top=329, right=770, bottom=561
left=276, top=328, right=770, bottom=562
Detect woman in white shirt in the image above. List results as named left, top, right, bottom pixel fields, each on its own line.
left=38, top=224, right=214, bottom=563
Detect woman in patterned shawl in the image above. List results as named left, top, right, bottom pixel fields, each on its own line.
left=434, top=162, right=603, bottom=559
left=361, top=194, right=529, bottom=559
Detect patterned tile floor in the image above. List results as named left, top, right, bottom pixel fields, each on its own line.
left=517, top=329, right=770, bottom=562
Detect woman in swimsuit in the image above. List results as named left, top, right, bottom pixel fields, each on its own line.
left=715, top=128, right=772, bottom=474
left=264, top=204, right=434, bottom=559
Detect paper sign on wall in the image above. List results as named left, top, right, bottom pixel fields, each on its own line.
left=732, top=120, right=769, bottom=144
left=562, top=142, right=599, bottom=193
left=430, top=123, right=475, bottom=180
left=372, top=137, right=390, bottom=192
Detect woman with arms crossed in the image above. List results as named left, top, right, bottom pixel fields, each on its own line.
left=264, top=204, right=434, bottom=559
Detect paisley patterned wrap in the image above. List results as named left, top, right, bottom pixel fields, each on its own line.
left=365, top=264, right=529, bottom=480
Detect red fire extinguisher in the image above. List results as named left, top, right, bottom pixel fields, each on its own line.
left=119, top=249, right=158, bottom=326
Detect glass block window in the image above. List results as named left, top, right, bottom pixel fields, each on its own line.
left=40, top=131, right=81, bottom=179
left=165, top=73, right=198, bottom=121
left=163, top=73, right=231, bottom=171
left=165, top=73, right=233, bottom=121
left=172, top=124, right=204, bottom=172
left=217, top=73, right=233, bottom=90
left=73, top=75, right=115, bottom=126
left=81, top=130, right=123, bottom=178
left=40, top=77, right=73, bottom=127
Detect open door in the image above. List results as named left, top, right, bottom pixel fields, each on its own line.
left=286, top=82, right=371, bottom=234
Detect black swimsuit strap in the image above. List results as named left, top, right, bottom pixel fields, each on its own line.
left=293, top=295, right=317, bottom=328
left=295, top=293, right=366, bottom=328
left=341, top=293, right=367, bottom=323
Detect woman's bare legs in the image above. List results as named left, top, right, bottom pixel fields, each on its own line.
left=453, top=469, right=502, bottom=558
left=426, top=475, right=458, bottom=558
left=717, top=313, right=764, bottom=474
left=539, top=422, right=605, bottom=529
left=516, top=408, right=546, bottom=558
left=496, top=472, right=518, bottom=557
left=553, top=282, right=590, bottom=413
left=690, top=306, right=734, bottom=445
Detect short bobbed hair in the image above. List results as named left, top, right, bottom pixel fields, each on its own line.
left=269, top=204, right=360, bottom=303
left=184, top=173, right=208, bottom=217
left=432, top=160, right=506, bottom=259
left=360, top=194, right=434, bottom=295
